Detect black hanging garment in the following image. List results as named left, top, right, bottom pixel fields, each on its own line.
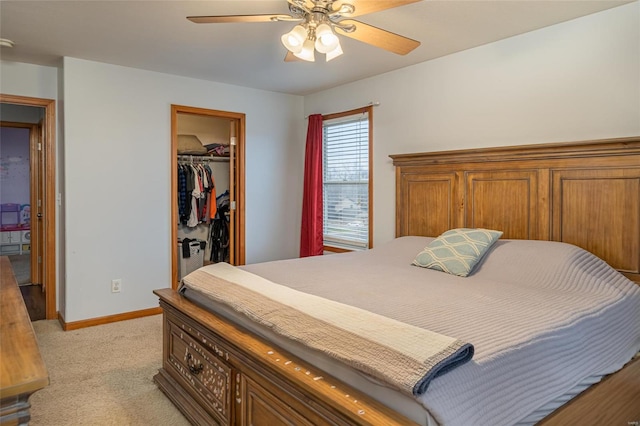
left=209, top=197, right=230, bottom=263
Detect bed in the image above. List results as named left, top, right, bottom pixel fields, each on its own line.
left=154, top=136, right=640, bottom=425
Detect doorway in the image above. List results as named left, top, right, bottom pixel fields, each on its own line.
left=0, top=94, right=56, bottom=320
left=171, top=105, right=245, bottom=289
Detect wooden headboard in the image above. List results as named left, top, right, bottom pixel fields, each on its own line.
left=390, top=136, right=640, bottom=283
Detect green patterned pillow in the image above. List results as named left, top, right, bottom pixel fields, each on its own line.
left=413, top=228, right=503, bottom=277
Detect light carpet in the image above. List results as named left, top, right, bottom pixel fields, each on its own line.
left=30, top=315, right=190, bottom=426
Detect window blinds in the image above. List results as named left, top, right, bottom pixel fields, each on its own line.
left=322, top=112, right=369, bottom=250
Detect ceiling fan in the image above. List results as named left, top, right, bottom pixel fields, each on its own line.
left=187, top=0, right=421, bottom=62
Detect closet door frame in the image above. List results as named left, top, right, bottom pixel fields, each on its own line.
left=171, top=105, right=246, bottom=289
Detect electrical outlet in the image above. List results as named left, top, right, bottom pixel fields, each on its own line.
left=111, top=279, right=122, bottom=293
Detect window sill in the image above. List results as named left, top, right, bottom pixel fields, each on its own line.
left=323, top=245, right=353, bottom=254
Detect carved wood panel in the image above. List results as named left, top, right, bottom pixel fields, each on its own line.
left=398, top=172, right=458, bottom=237
left=167, top=322, right=232, bottom=424
left=551, top=168, right=640, bottom=281
left=465, top=170, right=539, bottom=239
left=241, top=375, right=314, bottom=426
left=156, top=294, right=419, bottom=426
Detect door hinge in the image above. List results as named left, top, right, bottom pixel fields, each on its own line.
left=38, top=142, right=42, bottom=151
left=230, top=201, right=236, bottom=210
left=230, top=137, right=237, bottom=146
left=38, top=256, right=42, bottom=264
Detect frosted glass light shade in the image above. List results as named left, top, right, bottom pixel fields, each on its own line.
left=294, top=38, right=316, bottom=62
left=326, top=43, right=343, bottom=61
left=281, top=25, right=307, bottom=53
left=314, top=23, right=339, bottom=53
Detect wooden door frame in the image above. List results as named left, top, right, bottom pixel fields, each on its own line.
left=0, top=94, right=56, bottom=319
left=0, top=121, right=42, bottom=284
left=170, top=104, right=246, bottom=289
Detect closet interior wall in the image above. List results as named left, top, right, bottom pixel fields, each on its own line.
left=176, top=113, right=231, bottom=264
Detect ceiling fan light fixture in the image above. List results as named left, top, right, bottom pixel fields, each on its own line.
left=281, top=24, right=307, bottom=53
left=325, top=43, right=343, bottom=61
left=294, top=38, right=316, bottom=62
left=188, top=0, right=422, bottom=63
left=314, top=23, right=339, bottom=54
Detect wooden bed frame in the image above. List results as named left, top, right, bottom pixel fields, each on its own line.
left=155, top=136, right=640, bottom=425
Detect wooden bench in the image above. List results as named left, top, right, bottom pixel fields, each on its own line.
left=0, top=256, right=48, bottom=425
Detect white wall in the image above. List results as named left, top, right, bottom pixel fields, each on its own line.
left=62, top=57, right=304, bottom=322
left=0, top=61, right=58, bottom=100
left=304, top=3, right=640, bottom=246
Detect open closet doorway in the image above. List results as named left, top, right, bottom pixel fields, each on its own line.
left=0, top=94, right=56, bottom=320
left=171, top=105, right=245, bottom=289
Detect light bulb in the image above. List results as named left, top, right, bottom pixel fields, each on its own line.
left=281, top=25, right=307, bottom=53
left=326, top=43, right=343, bottom=61
left=294, top=38, right=316, bottom=62
left=314, top=23, right=339, bottom=54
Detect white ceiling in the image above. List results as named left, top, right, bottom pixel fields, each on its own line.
left=0, top=0, right=633, bottom=96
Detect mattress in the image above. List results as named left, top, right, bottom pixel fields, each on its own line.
left=181, top=236, right=640, bottom=425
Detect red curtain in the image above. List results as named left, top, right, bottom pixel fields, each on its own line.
left=300, top=114, right=324, bottom=257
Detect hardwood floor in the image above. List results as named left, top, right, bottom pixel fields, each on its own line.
left=20, top=284, right=46, bottom=321
left=8, top=254, right=46, bottom=321
left=7, top=254, right=31, bottom=285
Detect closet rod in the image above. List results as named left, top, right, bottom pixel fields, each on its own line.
left=177, top=155, right=230, bottom=163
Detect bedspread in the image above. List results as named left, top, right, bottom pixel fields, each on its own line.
left=180, top=262, right=474, bottom=397
left=179, top=237, right=640, bottom=425
left=238, top=237, right=640, bottom=425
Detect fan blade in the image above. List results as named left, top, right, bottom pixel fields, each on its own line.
left=335, top=19, right=420, bottom=55
left=332, top=0, right=421, bottom=17
left=187, top=14, right=293, bottom=24
left=284, top=51, right=302, bottom=62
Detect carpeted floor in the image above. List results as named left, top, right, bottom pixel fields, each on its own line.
left=30, top=315, right=190, bottom=426
left=8, top=253, right=30, bottom=285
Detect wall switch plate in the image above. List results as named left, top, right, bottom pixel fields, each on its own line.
left=111, top=279, right=122, bottom=293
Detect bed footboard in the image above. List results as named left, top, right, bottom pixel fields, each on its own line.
left=153, top=288, right=420, bottom=426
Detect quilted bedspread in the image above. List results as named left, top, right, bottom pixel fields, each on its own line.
left=237, top=237, right=640, bottom=425
left=181, top=262, right=474, bottom=397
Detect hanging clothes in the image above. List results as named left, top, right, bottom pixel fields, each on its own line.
left=187, top=166, right=200, bottom=227
left=177, top=165, right=187, bottom=223
left=208, top=163, right=218, bottom=220
left=177, top=160, right=216, bottom=228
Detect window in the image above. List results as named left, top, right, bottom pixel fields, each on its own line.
left=322, top=106, right=372, bottom=251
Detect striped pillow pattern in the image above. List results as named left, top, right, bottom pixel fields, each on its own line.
left=413, top=228, right=503, bottom=277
